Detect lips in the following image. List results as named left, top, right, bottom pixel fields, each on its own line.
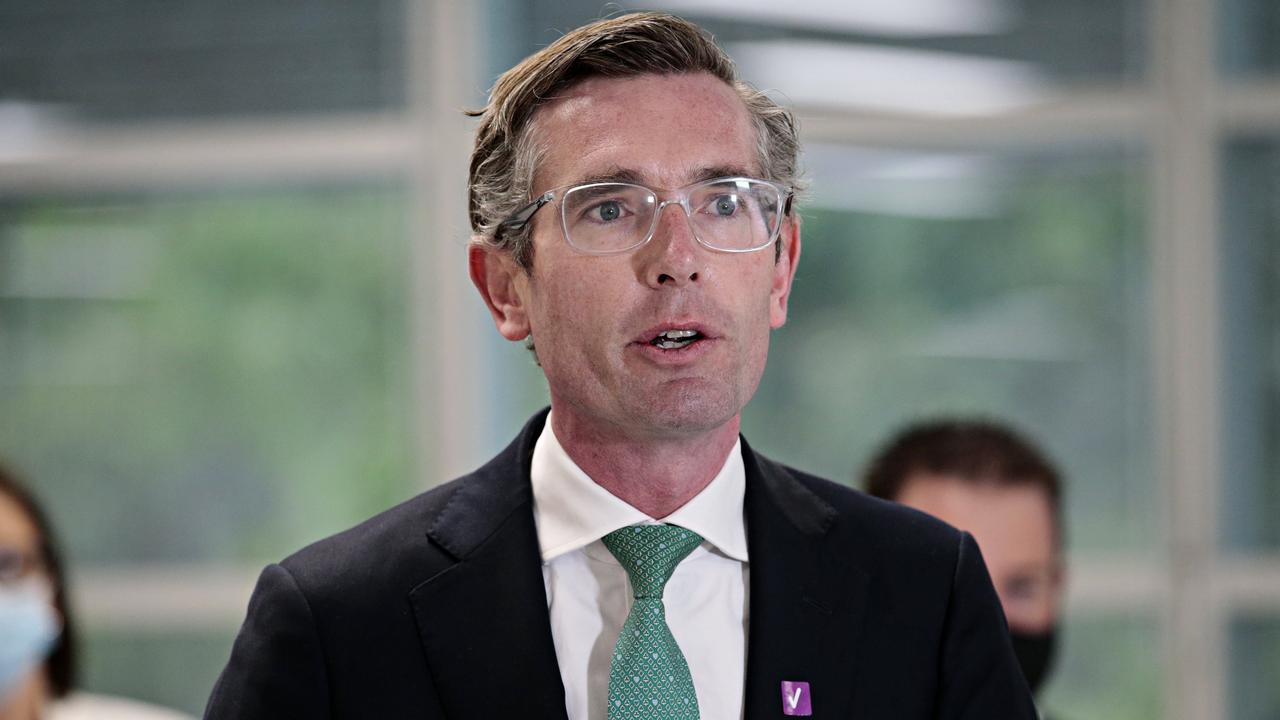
left=634, top=322, right=717, bottom=347
left=651, top=328, right=702, bottom=349
left=626, top=321, right=720, bottom=365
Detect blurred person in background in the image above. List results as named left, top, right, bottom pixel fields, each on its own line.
left=0, top=462, right=190, bottom=720
left=863, top=420, right=1066, bottom=711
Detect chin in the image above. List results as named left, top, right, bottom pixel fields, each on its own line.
left=629, top=383, right=741, bottom=437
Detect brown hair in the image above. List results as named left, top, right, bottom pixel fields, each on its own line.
left=467, top=11, right=802, bottom=268
left=0, top=461, right=77, bottom=697
left=862, top=419, right=1064, bottom=545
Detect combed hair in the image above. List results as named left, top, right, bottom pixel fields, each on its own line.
left=467, top=11, right=802, bottom=268
left=862, top=419, right=1064, bottom=546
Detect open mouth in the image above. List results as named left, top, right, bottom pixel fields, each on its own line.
left=650, top=328, right=704, bottom=350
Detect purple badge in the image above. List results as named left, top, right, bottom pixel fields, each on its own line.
left=780, top=680, right=812, bottom=716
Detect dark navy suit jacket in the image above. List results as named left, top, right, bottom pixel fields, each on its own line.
left=206, top=410, right=1036, bottom=718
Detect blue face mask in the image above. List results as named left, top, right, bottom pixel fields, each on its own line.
left=0, top=579, right=60, bottom=701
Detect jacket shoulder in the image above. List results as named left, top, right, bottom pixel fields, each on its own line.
left=278, top=412, right=541, bottom=593
left=276, top=477, right=469, bottom=600
left=779, top=459, right=962, bottom=546
left=757, top=456, right=968, bottom=582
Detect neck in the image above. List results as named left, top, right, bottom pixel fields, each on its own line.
left=550, top=409, right=741, bottom=519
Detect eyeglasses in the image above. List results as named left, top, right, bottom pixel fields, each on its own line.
left=0, top=547, right=42, bottom=585
left=498, top=176, right=793, bottom=255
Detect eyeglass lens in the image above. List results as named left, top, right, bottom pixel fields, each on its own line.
left=561, top=179, right=782, bottom=253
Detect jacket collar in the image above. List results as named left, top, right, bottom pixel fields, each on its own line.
left=408, top=411, right=870, bottom=720
left=530, top=412, right=749, bottom=562
left=409, top=409, right=570, bottom=720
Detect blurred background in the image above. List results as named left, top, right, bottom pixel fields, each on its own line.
left=0, top=0, right=1276, bottom=717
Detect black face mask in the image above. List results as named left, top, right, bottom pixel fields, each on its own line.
left=1010, top=625, right=1058, bottom=695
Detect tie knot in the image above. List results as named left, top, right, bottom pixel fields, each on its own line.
left=602, top=524, right=704, bottom=599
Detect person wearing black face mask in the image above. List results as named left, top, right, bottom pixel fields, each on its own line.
left=863, top=420, right=1066, bottom=710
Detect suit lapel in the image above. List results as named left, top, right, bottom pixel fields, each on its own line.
left=408, top=411, right=569, bottom=720
left=741, top=441, right=870, bottom=720
left=405, top=416, right=869, bottom=719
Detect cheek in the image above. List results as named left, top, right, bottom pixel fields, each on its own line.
left=528, top=268, right=629, bottom=365
left=529, top=264, right=589, bottom=328
left=744, top=272, right=781, bottom=339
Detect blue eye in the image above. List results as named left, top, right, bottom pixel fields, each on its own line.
left=594, top=200, right=623, bottom=222
left=712, top=194, right=739, bottom=217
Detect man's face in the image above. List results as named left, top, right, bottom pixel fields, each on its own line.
left=896, top=474, right=1063, bottom=632
left=474, top=72, right=799, bottom=441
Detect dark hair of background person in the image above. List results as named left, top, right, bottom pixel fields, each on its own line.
left=862, top=419, right=1064, bottom=546
left=0, top=461, right=77, bottom=697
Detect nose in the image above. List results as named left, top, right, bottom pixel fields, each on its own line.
left=636, top=200, right=704, bottom=289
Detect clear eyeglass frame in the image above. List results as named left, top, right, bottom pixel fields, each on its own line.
left=497, top=176, right=794, bottom=256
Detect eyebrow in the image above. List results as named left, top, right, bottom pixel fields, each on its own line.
left=694, top=164, right=758, bottom=183
left=570, top=164, right=761, bottom=189
left=574, top=167, right=647, bottom=186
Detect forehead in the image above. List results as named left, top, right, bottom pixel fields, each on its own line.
left=897, top=473, right=1058, bottom=558
left=530, top=71, right=759, bottom=189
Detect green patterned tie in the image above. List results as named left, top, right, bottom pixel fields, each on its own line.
left=602, top=524, right=703, bottom=720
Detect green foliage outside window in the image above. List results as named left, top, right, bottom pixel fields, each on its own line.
left=0, top=186, right=414, bottom=565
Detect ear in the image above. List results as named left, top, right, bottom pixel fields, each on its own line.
left=769, top=216, right=802, bottom=329
left=469, top=242, right=531, bottom=341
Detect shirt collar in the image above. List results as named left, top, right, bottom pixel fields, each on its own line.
left=530, top=413, right=749, bottom=563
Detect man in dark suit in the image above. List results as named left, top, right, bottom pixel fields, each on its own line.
left=206, top=12, right=1036, bottom=720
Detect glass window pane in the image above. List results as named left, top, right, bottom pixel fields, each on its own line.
left=1040, top=611, right=1162, bottom=719
left=0, top=0, right=406, bottom=123
left=1230, top=613, right=1280, bottom=720
left=1221, top=138, right=1280, bottom=551
left=489, top=1, right=1145, bottom=117
left=1219, top=0, right=1280, bottom=78
left=81, top=628, right=237, bottom=716
left=0, top=184, right=414, bottom=564
left=741, top=144, right=1152, bottom=555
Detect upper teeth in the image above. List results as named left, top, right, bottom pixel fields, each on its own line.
left=658, top=329, right=697, bottom=340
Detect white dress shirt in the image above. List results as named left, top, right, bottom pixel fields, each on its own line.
left=531, top=417, right=750, bottom=720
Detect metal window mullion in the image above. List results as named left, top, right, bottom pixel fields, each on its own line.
left=1215, top=558, right=1280, bottom=612
left=0, top=115, right=415, bottom=193
left=1219, top=78, right=1280, bottom=132
left=796, top=86, right=1152, bottom=148
left=1150, top=0, right=1225, bottom=718
left=72, top=565, right=260, bottom=631
left=408, top=0, right=485, bottom=489
left=1064, top=557, right=1166, bottom=611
